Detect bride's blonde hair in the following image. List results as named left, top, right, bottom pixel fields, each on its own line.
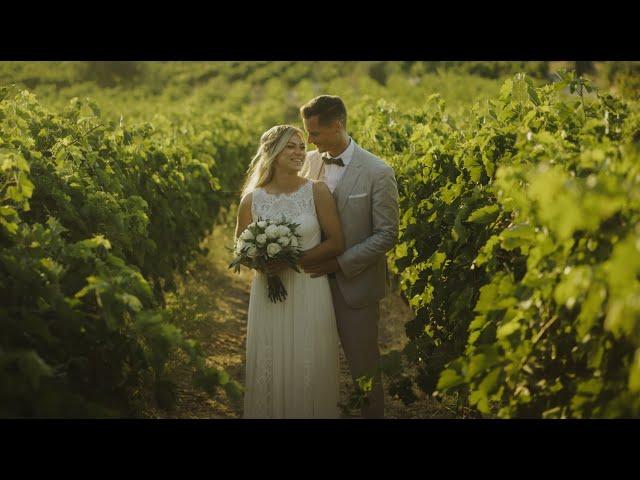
left=241, top=124, right=306, bottom=199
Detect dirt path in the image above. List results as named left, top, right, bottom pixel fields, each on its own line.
left=143, top=224, right=455, bottom=419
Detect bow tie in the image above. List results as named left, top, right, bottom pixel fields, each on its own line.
left=322, top=155, right=345, bottom=167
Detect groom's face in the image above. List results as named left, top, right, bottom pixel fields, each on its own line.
left=302, top=115, right=341, bottom=154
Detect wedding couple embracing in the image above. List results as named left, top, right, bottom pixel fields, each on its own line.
left=234, top=95, right=399, bottom=419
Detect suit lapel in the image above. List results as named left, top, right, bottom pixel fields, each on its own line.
left=334, top=143, right=364, bottom=211
left=313, top=153, right=325, bottom=181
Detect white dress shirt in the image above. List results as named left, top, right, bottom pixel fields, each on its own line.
left=323, top=137, right=355, bottom=193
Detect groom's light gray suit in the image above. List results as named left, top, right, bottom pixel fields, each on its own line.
left=300, top=140, right=399, bottom=418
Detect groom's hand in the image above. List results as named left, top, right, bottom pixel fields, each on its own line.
left=303, top=258, right=340, bottom=278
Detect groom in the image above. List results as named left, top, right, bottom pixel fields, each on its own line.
left=298, top=95, right=399, bottom=419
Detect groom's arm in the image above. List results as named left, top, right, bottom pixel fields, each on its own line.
left=336, top=165, right=399, bottom=279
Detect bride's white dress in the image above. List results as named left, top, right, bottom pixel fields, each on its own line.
left=243, top=180, right=341, bottom=418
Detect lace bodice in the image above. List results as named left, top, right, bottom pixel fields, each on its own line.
left=251, top=180, right=321, bottom=251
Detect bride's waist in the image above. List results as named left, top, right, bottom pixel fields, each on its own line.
left=254, top=269, right=322, bottom=280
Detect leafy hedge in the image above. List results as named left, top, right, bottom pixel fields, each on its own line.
left=354, top=72, right=640, bottom=418
left=0, top=88, right=243, bottom=417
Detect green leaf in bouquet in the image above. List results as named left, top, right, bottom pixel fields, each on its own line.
left=287, top=258, right=301, bottom=273
left=228, top=256, right=241, bottom=270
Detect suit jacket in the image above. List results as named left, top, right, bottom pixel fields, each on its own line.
left=300, top=141, right=399, bottom=308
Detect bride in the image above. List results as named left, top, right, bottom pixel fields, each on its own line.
left=235, top=124, right=344, bottom=418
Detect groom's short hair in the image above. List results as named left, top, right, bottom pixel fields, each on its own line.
left=300, top=95, right=347, bottom=129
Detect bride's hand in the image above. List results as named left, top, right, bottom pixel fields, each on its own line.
left=298, top=251, right=311, bottom=269
left=264, top=259, right=288, bottom=276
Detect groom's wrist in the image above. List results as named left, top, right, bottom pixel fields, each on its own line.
left=336, top=255, right=352, bottom=278
left=333, top=257, right=342, bottom=273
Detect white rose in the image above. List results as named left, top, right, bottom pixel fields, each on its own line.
left=247, top=222, right=256, bottom=229
left=277, top=236, right=290, bottom=247
left=257, top=220, right=267, bottom=228
left=240, top=229, right=254, bottom=241
left=277, top=225, right=290, bottom=236
left=267, top=243, right=282, bottom=257
left=290, top=236, right=298, bottom=247
left=235, top=239, right=245, bottom=253
left=265, top=224, right=279, bottom=239
left=246, top=246, right=258, bottom=258
left=256, top=234, right=267, bottom=244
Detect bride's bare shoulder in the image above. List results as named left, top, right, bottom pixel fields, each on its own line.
left=239, top=191, right=253, bottom=210
left=311, top=179, right=331, bottom=197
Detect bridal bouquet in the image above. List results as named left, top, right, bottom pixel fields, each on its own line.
left=229, top=217, right=303, bottom=303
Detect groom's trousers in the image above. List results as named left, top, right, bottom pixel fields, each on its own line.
left=329, top=278, right=384, bottom=419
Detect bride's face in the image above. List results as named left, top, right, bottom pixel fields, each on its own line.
left=274, top=133, right=306, bottom=173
